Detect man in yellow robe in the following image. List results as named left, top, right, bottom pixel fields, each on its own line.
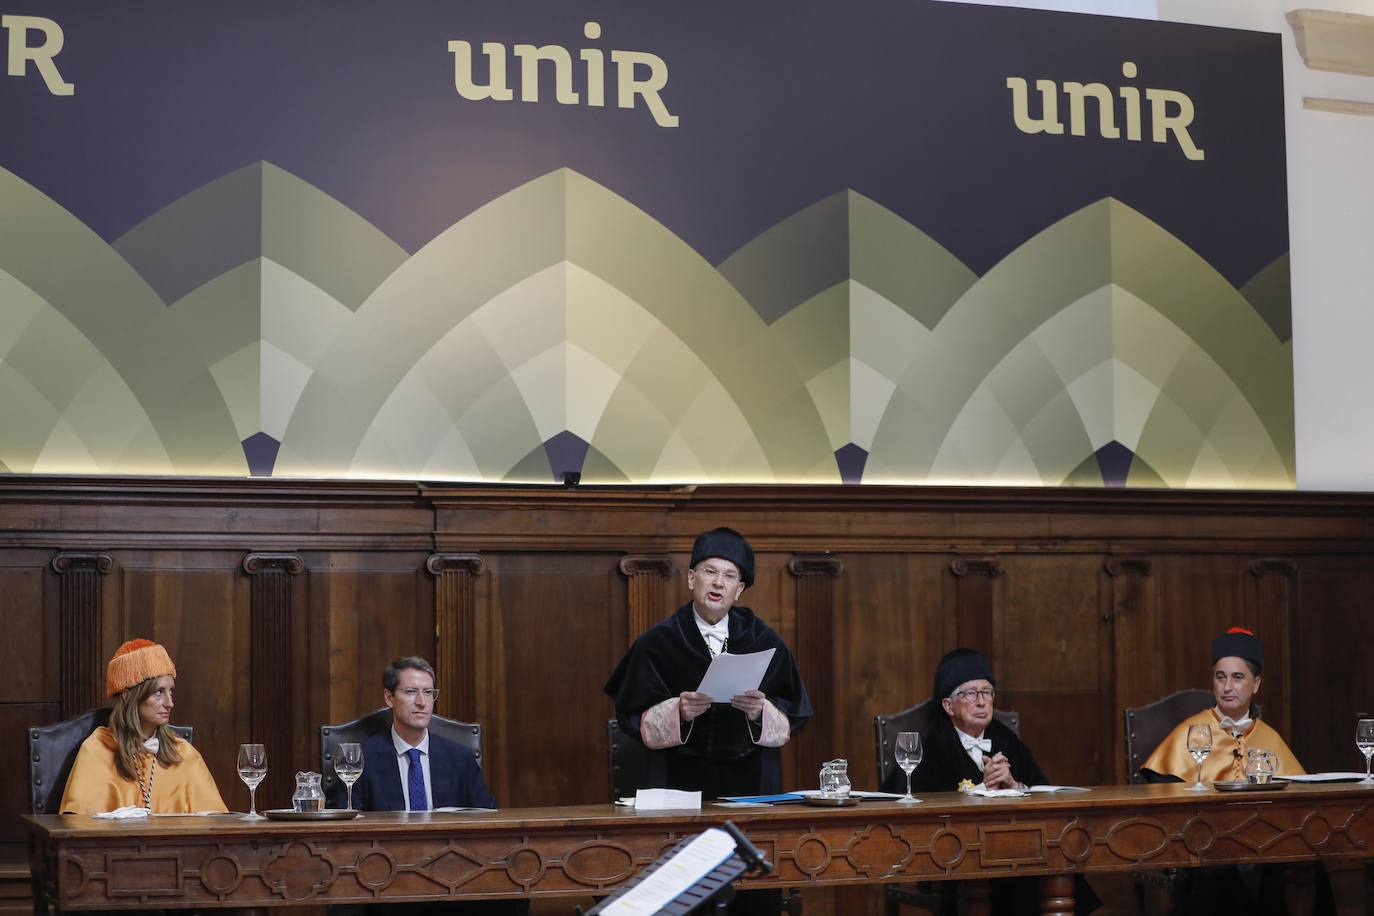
left=1142, top=627, right=1305, bottom=782
left=60, top=638, right=226, bottom=816
left=1141, top=628, right=1331, bottom=914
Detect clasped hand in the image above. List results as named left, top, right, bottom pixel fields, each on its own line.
left=679, top=689, right=765, bottom=722
left=982, top=751, right=1018, bottom=789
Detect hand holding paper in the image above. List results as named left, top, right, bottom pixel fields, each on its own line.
left=696, top=649, right=775, bottom=702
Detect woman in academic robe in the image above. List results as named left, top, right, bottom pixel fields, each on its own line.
left=60, top=639, right=227, bottom=815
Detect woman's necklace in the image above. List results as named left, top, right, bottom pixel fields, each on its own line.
left=139, top=736, right=159, bottom=808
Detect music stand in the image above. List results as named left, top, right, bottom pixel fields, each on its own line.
left=579, top=821, right=772, bottom=915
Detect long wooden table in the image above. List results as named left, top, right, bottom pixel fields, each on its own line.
left=26, top=783, right=1374, bottom=912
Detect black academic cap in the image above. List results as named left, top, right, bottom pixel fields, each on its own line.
left=689, top=527, right=755, bottom=588
left=933, top=648, right=995, bottom=701
left=1212, top=627, right=1263, bottom=668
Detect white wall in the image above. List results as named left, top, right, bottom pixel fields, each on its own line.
left=940, top=0, right=1374, bottom=490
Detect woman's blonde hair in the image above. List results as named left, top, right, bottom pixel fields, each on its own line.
left=109, top=676, right=183, bottom=782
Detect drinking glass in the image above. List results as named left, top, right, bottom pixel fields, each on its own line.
left=335, top=742, right=364, bottom=809
left=894, top=731, right=923, bottom=804
left=1186, top=724, right=1212, bottom=791
left=237, top=743, right=268, bottom=819
left=1357, top=719, right=1374, bottom=784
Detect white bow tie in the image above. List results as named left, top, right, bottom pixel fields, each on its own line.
left=959, top=734, right=992, bottom=754
left=1218, top=714, right=1252, bottom=735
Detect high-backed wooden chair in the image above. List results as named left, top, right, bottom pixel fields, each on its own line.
left=874, top=699, right=1020, bottom=916
left=1123, top=689, right=1212, bottom=784
left=319, top=708, right=481, bottom=802
left=1123, top=689, right=1214, bottom=914
left=28, top=708, right=194, bottom=815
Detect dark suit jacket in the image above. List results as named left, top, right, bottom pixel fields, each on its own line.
left=336, top=730, right=497, bottom=811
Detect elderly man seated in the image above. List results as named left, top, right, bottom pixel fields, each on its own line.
left=883, top=648, right=1097, bottom=914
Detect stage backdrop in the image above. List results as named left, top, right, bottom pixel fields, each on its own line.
left=0, top=1, right=1292, bottom=487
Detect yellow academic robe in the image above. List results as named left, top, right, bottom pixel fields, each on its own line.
left=59, top=727, right=228, bottom=815
left=1142, top=707, right=1306, bottom=783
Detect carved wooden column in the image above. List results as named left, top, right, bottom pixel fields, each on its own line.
left=949, top=557, right=1002, bottom=656
left=1251, top=558, right=1298, bottom=738
left=788, top=554, right=843, bottom=784
left=1105, top=557, right=1157, bottom=783
left=618, top=556, right=674, bottom=643
left=243, top=552, right=303, bottom=808
left=427, top=554, right=484, bottom=723
left=51, top=552, right=113, bottom=717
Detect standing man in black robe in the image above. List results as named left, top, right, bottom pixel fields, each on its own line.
left=605, top=527, right=811, bottom=802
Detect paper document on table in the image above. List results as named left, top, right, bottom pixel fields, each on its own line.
left=601, top=827, right=735, bottom=914
left=1277, top=772, right=1369, bottom=783
left=634, top=788, right=702, bottom=810
left=695, top=648, right=775, bottom=702
left=1026, top=785, right=1090, bottom=793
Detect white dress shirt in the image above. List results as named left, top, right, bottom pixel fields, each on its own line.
left=391, top=727, right=434, bottom=811
left=693, top=609, right=730, bottom=658
left=955, top=727, right=992, bottom=772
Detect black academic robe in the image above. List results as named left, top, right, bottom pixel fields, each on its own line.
left=882, top=714, right=1046, bottom=795
left=604, top=602, right=811, bottom=799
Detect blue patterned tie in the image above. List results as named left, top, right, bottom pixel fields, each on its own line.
left=406, top=747, right=428, bottom=811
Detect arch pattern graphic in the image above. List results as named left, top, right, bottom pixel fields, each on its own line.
left=0, top=163, right=1293, bottom=487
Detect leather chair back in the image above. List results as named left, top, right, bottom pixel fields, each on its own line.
left=28, top=708, right=193, bottom=814
left=1124, top=688, right=1214, bottom=783
left=320, top=708, right=481, bottom=798
left=607, top=719, right=650, bottom=802
left=874, top=698, right=1019, bottom=792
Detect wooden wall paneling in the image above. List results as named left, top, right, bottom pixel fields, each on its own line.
left=1105, top=557, right=1159, bottom=783
left=119, top=555, right=252, bottom=811
left=618, top=555, right=674, bottom=644
left=242, top=552, right=303, bottom=811
left=1249, top=558, right=1298, bottom=740
left=50, top=553, right=111, bottom=717
left=308, top=555, right=435, bottom=727
left=428, top=553, right=484, bottom=723
left=788, top=554, right=843, bottom=789
left=487, top=553, right=626, bottom=808
left=996, top=554, right=1111, bottom=787
left=949, top=556, right=1000, bottom=655
left=1288, top=554, right=1374, bottom=772
left=835, top=554, right=949, bottom=789
left=0, top=563, right=50, bottom=705
left=1154, top=554, right=1248, bottom=693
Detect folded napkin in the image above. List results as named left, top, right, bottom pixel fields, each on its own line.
left=94, top=806, right=151, bottom=819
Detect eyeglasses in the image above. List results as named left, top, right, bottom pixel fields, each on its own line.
left=952, top=687, right=995, bottom=703
left=394, top=688, right=440, bottom=701
left=695, top=564, right=740, bottom=585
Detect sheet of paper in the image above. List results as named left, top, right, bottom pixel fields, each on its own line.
left=966, top=785, right=1028, bottom=797
left=1026, top=785, right=1090, bottom=793
left=1277, top=772, right=1370, bottom=783
left=695, top=648, right=775, bottom=702
left=601, top=827, right=736, bottom=915
left=634, top=788, right=702, bottom=810
left=718, top=793, right=804, bottom=804
left=433, top=806, right=498, bottom=813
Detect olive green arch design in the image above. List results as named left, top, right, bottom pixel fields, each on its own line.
left=0, top=162, right=1293, bottom=487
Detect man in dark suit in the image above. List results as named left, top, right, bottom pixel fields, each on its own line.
left=344, top=656, right=496, bottom=811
